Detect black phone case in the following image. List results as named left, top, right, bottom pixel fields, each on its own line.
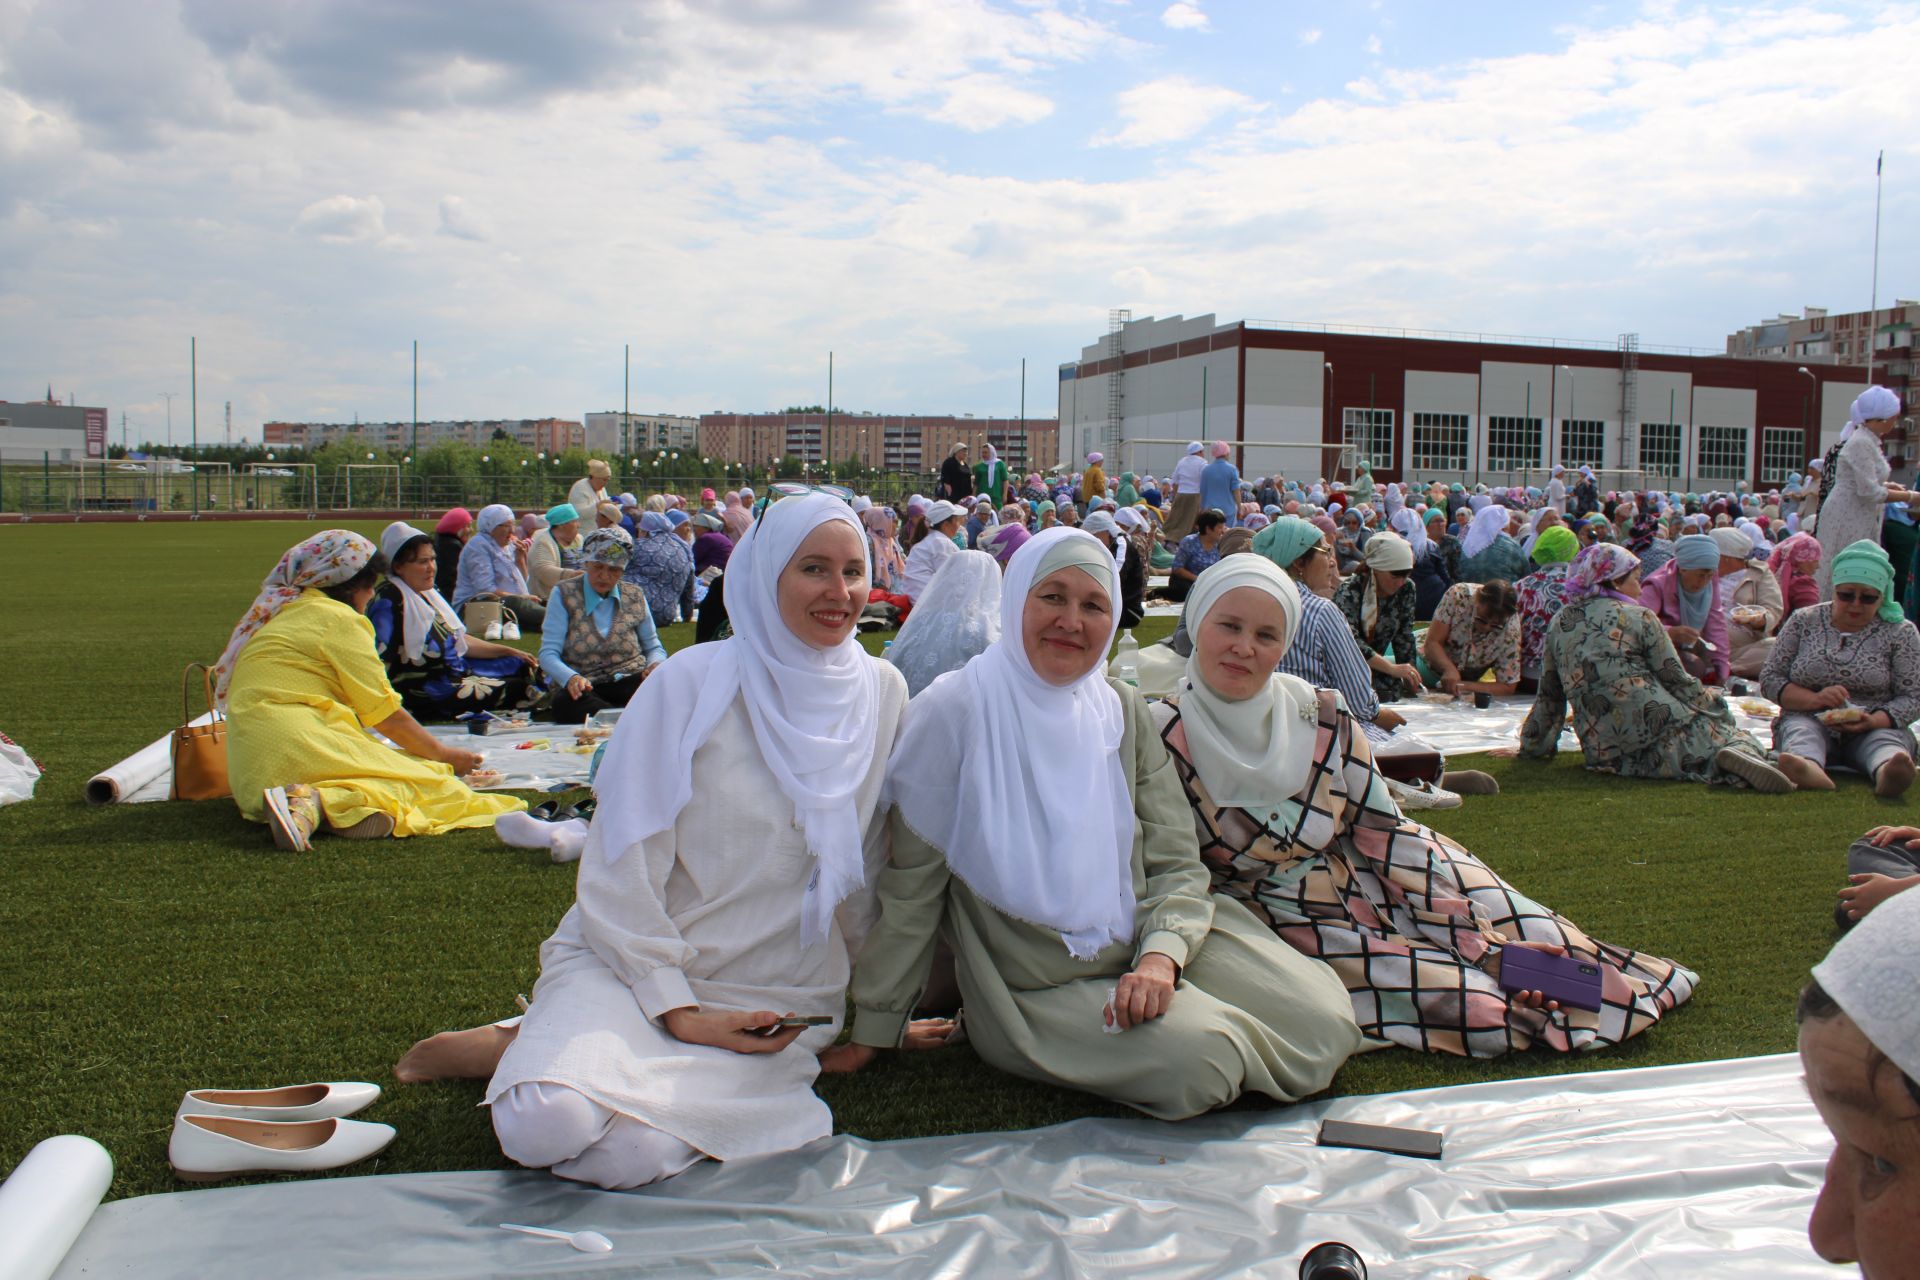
left=1316, top=1119, right=1443, bottom=1160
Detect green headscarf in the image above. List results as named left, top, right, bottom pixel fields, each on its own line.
left=1252, top=515, right=1323, bottom=572
left=1831, top=540, right=1904, bottom=622
left=1530, top=525, right=1579, bottom=566
left=1116, top=472, right=1139, bottom=507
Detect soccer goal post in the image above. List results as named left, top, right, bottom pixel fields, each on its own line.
left=335, top=464, right=402, bottom=510
left=243, top=462, right=318, bottom=513
left=1121, top=438, right=1357, bottom=483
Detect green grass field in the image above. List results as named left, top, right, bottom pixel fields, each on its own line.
left=0, top=520, right=1879, bottom=1200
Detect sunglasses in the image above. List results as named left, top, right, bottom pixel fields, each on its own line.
left=752, top=481, right=857, bottom=531
left=1835, top=589, right=1882, bottom=605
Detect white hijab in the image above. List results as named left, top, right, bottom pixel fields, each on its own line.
left=885, top=527, right=1135, bottom=960
left=1389, top=507, right=1429, bottom=560
left=589, top=493, right=882, bottom=948
left=1462, top=504, right=1509, bottom=559
left=1174, top=557, right=1319, bottom=815
left=380, top=522, right=467, bottom=663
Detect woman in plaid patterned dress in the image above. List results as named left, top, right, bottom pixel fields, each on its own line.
left=1152, top=557, right=1698, bottom=1057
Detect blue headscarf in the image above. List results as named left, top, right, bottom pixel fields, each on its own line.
left=1672, top=534, right=1719, bottom=630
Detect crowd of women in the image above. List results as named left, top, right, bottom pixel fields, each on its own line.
left=196, top=393, right=1920, bottom=1269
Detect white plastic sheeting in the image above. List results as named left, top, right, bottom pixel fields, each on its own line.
left=52, top=1055, right=1829, bottom=1278
left=103, top=721, right=594, bottom=804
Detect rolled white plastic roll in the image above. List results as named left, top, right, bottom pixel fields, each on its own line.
left=0, top=1135, right=114, bottom=1280
left=84, top=713, right=214, bottom=805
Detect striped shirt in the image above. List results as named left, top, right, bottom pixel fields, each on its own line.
left=1278, top=592, right=1383, bottom=729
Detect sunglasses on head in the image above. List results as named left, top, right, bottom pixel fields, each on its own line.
left=752, top=481, right=856, bottom=530
left=1835, top=588, right=1882, bottom=605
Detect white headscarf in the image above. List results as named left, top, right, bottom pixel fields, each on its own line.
left=1390, top=507, right=1429, bottom=560
left=1462, top=504, right=1510, bottom=559
left=380, top=521, right=466, bottom=663
left=589, top=493, right=882, bottom=948
left=1812, top=880, right=1920, bottom=1084
left=1174, top=557, right=1319, bottom=820
left=884, top=527, right=1135, bottom=960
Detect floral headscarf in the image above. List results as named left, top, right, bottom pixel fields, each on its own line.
left=581, top=526, right=634, bottom=568
left=212, top=530, right=376, bottom=707
left=1563, top=542, right=1641, bottom=604
left=1767, top=532, right=1821, bottom=602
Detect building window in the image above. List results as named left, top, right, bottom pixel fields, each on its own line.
left=1697, top=424, right=1749, bottom=482
left=1485, top=416, right=1543, bottom=471
left=1410, top=412, right=1469, bottom=472
left=1341, top=408, right=1394, bottom=470
left=1639, top=422, right=1682, bottom=478
left=1558, top=419, right=1606, bottom=470
left=1760, top=427, right=1805, bottom=484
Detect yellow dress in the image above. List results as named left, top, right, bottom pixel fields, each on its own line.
left=225, top=590, right=525, bottom=836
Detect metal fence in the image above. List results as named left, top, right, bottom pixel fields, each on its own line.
left=1, top=463, right=946, bottom=518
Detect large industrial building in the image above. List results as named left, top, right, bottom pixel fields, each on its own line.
left=1059, top=314, right=1903, bottom=491
left=0, top=394, right=107, bottom=462
left=698, top=412, right=1058, bottom=476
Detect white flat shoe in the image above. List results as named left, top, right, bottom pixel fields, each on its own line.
left=169, top=1113, right=395, bottom=1182
left=175, top=1081, right=381, bottom=1123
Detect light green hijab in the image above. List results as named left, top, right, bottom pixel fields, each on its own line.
left=1832, top=540, right=1903, bottom=623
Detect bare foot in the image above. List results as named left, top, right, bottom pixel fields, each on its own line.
left=1776, top=753, right=1834, bottom=791
left=394, top=1023, right=518, bottom=1084
left=1875, top=755, right=1916, bottom=799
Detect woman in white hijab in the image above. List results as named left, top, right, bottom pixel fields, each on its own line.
left=1817, top=386, right=1918, bottom=593
left=474, top=494, right=914, bottom=1190
left=831, top=528, right=1360, bottom=1117
left=1152, top=556, right=1697, bottom=1057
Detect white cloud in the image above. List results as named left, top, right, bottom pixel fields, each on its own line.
left=1161, top=3, right=1210, bottom=31
left=925, top=73, right=1054, bottom=131
left=1298, top=28, right=1323, bottom=46
left=292, top=195, right=387, bottom=243
left=2, top=2, right=1917, bottom=434
left=437, top=195, right=491, bottom=242
left=1092, top=76, right=1259, bottom=148
left=1366, top=34, right=1383, bottom=55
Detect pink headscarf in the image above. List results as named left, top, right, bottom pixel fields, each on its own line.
left=1767, top=532, right=1821, bottom=601
left=433, top=506, right=473, bottom=535
left=211, top=530, right=377, bottom=707
left=1209, top=441, right=1231, bottom=459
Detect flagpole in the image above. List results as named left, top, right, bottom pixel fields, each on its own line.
left=1868, top=149, right=1884, bottom=387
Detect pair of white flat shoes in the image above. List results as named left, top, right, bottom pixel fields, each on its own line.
left=168, top=1082, right=394, bottom=1182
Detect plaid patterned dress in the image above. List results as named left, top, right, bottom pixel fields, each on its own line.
left=1154, top=692, right=1697, bottom=1057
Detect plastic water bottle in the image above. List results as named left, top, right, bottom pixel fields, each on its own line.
left=1113, top=629, right=1140, bottom=686
left=882, top=639, right=895, bottom=665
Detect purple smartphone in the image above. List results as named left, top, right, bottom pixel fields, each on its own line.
left=1498, top=948, right=1604, bottom=1012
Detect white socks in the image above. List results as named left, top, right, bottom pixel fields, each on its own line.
left=494, top=812, right=588, bottom=863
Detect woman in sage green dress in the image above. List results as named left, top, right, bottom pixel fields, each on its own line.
left=830, top=527, right=1362, bottom=1119
left=1518, top=543, right=1793, bottom=792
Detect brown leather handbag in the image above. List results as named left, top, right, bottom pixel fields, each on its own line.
left=170, top=662, right=231, bottom=801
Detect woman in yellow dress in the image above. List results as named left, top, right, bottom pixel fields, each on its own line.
left=213, top=530, right=525, bottom=850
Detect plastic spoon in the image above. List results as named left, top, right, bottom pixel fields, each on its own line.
left=499, top=1223, right=614, bottom=1253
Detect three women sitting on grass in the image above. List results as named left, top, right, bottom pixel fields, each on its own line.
left=398, top=531, right=1695, bottom=1192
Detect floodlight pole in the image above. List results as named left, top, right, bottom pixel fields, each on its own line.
left=191, top=337, right=199, bottom=517
left=411, top=340, right=419, bottom=495
left=623, top=343, right=631, bottom=460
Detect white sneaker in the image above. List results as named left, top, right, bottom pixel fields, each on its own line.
left=501, top=622, right=521, bottom=640
left=168, top=1113, right=396, bottom=1182
left=176, top=1081, right=381, bottom=1123
left=484, top=621, right=503, bottom=640
left=1384, top=776, right=1462, bottom=812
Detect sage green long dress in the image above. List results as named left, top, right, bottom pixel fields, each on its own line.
left=850, top=680, right=1362, bottom=1121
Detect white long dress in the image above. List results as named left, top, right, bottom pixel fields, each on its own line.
left=485, top=669, right=907, bottom=1163
left=1817, top=428, right=1890, bottom=593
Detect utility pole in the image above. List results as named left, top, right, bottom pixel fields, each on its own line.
left=622, top=343, right=631, bottom=461
left=411, top=340, right=419, bottom=485
left=827, top=351, right=834, bottom=454
left=224, top=400, right=232, bottom=449
left=160, top=391, right=178, bottom=449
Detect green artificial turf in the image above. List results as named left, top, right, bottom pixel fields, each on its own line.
left=0, top=520, right=1885, bottom=1199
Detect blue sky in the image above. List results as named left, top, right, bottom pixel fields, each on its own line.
left=0, top=0, right=1912, bottom=444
